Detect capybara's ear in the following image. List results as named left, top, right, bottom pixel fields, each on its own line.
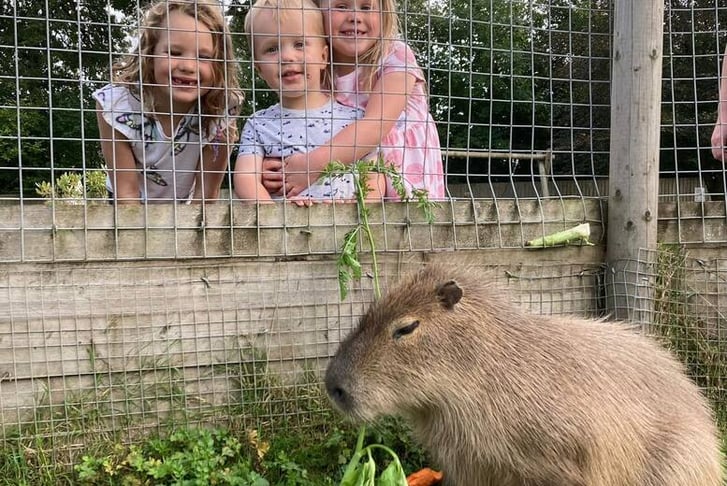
left=436, top=280, right=463, bottom=309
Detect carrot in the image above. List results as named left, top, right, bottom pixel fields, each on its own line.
left=406, top=467, right=444, bottom=486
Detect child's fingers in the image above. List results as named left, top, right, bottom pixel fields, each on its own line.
left=261, top=174, right=284, bottom=195
left=285, top=183, right=307, bottom=198
left=262, top=171, right=284, bottom=182
left=262, top=158, right=283, bottom=172
left=288, top=196, right=314, bottom=207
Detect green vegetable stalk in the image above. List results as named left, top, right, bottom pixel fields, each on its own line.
left=339, top=426, right=407, bottom=486
left=526, top=222, right=594, bottom=247
left=323, top=158, right=436, bottom=300
left=326, top=159, right=436, bottom=485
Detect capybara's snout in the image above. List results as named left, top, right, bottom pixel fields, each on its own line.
left=324, top=361, right=353, bottom=412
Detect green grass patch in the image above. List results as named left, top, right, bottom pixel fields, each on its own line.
left=652, top=244, right=727, bottom=435
left=0, top=359, right=429, bottom=485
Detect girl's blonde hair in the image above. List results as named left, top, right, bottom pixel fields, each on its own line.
left=112, top=0, right=243, bottom=142
left=320, top=0, right=400, bottom=92
left=244, top=0, right=331, bottom=90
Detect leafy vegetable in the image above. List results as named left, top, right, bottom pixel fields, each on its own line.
left=526, top=222, right=593, bottom=247
left=338, top=427, right=407, bottom=486
left=323, top=158, right=438, bottom=300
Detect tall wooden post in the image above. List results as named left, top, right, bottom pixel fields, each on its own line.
left=606, top=0, right=663, bottom=321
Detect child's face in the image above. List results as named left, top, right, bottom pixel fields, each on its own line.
left=319, top=0, right=381, bottom=67
left=151, top=10, right=215, bottom=112
left=252, top=9, right=329, bottom=105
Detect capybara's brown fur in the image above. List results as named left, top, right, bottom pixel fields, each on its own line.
left=325, top=264, right=724, bottom=486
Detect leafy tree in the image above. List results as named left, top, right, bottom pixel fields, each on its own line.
left=531, top=0, right=612, bottom=176
left=399, top=0, right=543, bottom=180
left=661, top=0, right=727, bottom=194
left=0, top=0, right=136, bottom=195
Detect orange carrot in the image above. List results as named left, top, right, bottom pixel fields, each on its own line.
left=406, top=467, right=444, bottom=486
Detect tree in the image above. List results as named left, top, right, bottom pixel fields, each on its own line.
left=0, top=0, right=136, bottom=195
left=400, top=0, right=550, bottom=181
left=661, top=0, right=727, bottom=194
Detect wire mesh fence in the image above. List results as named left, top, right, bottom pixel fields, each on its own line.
left=2, top=251, right=725, bottom=469
left=2, top=0, right=727, bottom=479
left=1, top=1, right=726, bottom=258
left=0, top=258, right=604, bottom=465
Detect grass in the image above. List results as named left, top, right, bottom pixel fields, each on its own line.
left=0, top=356, right=429, bottom=485
left=652, top=244, right=727, bottom=436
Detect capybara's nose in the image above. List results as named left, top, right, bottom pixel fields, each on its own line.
left=326, top=380, right=350, bottom=408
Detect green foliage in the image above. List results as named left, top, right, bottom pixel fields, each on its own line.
left=652, top=244, right=727, bottom=433
left=0, top=344, right=429, bottom=485
left=322, top=159, right=437, bottom=300
left=35, top=169, right=108, bottom=203
left=338, top=427, right=407, bottom=486
left=64, top=417, right=428, bottom=486
left=75, top=428, right=269, bottom=485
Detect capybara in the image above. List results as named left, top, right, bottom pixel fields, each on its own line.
left=325, top=264, right=724, bottom=486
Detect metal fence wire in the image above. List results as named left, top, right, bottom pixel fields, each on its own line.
left=1, top=0, right=727, bottom=476
left=0, top=2, right=726, bottom=254
left=0, top=259, right=603, bottom=463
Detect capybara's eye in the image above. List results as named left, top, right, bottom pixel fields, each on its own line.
left=393, top=320, right=420, bottom=340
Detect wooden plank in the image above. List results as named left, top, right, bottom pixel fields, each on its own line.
left=605, top=0, right=664, bottom=319
left=0, top=200, right=606, bottom=261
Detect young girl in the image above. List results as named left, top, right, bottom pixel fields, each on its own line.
left=93, top=0, right=243, bottom=203
left=262, top=0, right=445, bottom=200
left=234, top=0, right=384, bottom=203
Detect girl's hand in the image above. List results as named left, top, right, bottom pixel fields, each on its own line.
left=712, top=121, right=727, bottom=162
left=283, top=152, right=318, bottom=197
left=261, top=157, right=284, bottom=196
left=287, top=195, right=316, bottom=207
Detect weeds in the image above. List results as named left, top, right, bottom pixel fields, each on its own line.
left=35, top=169, right=107, bottom=203
left=322, top=159, right=437, bottom=300
left=77, top=427, right=269, bottom=485
left=0, top=359, right=427, bottom=485
left=652, top=244, right=727, bottom=434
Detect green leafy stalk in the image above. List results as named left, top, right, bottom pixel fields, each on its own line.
left=323, top=158, right=439, bottom=300
left=337, top=426, right=407, bottom=486
left=324, top=159, right=438, bottom=485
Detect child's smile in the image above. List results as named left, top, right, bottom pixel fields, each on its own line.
left=151, top=10, right=214, bottom=113
left=252, top=8, right=329, bottom=109
left=171, top=76, right=198, bottom=87
left=281, top=67, right=305, bottom=82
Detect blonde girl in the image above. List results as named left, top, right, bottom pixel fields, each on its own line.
left=262, top=0, right=445, bottom=200
left=234, top=0, right=384, bottom=203
left=93, top=0, right=243, bottom=203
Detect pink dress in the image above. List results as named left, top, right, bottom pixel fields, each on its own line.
left=334, top=40, right=445, bottom=200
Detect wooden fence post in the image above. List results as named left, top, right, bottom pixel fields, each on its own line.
left=605, top=0, right=664, bottom=321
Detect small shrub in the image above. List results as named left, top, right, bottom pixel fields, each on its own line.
left=35, top=169, right=107, bottom=203
left=75, top=427, right=268, bottom=485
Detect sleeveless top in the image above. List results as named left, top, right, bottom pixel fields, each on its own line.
left=93, top=84, right=237, bottom=202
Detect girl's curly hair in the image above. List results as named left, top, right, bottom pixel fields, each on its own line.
left=112, top=0, right=243, bottom=143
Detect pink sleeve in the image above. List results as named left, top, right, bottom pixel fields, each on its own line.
left=380, top=41, right=426, bottom=84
